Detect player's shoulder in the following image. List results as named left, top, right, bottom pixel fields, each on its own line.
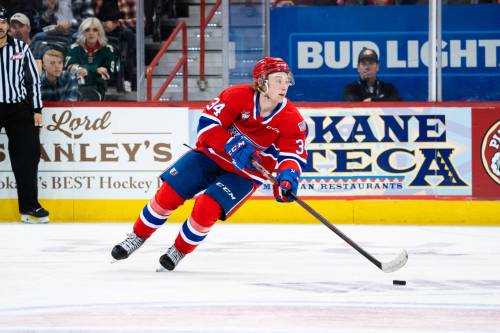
left=281, top=99, right=304, bottom=121
left=217, top=84, right=255, bottom=109
left=277, top=99, right=307, bottom=134
left=221, top=84, right=255, bottom=98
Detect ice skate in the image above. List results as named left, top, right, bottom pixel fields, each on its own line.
left=159, top=245, right=185, bottom=271
left=20, top=207, right=49, bottom=224
left=111, top=233, right=146, bottom=260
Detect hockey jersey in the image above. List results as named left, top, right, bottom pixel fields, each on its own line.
left=196, top=84, right=308, bottom=185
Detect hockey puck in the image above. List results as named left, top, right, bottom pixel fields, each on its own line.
left=393, top=280, right=406, bottom=286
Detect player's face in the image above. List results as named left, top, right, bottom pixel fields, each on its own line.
left=357, top=60, right=379, bottom=80
left=266, top=72, right=292, bottom=103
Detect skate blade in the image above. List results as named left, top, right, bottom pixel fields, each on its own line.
left=21, top=215, right=49, bottom=224
left=155, top=266, right=171, bottom=272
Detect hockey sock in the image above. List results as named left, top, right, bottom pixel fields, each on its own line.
left=174, top=194, right=222, bottom=254
left=133, top=182, right=185, bottom=238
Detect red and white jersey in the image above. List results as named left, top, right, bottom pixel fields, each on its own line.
left=196, top=84, right=308, bottom=185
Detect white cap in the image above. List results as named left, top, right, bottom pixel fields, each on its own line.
left=10, top=13, right=30, bottom=27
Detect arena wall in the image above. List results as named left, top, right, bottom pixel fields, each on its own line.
left=1, top=102, right=498, bottom=224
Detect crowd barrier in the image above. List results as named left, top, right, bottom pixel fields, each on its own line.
left=0, top=101, right=498, bottom=225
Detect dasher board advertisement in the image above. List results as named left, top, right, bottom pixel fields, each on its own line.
left=0, top=107, right=189, bottom=199
left=255, top=106, right=472, bottom=197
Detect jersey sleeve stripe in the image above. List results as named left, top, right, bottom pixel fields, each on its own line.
left=261, top=144, right=279, bottom=160
left=277, top=157, right=305, bottom=173
left=197, top=123, right=219, bottom=138
left=200, top=113, right=222, bottom=125
left=279, top=151, right=307, bottom=165
left=197, top=114, right=222, bottom=136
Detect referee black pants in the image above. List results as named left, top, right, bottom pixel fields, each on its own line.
left=0, top=101, right=41, bottom=213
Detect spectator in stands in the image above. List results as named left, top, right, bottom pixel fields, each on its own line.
left=343, top=48, right=401, bottom=102
left=41, top=49, right=80, bottom=101
left=93, top=0, right=136, bottom=92
left=0, top=0, right=43, bottom=33
left=66, top=17, right=115, bottom=101
left=9, top=13, right=31, bottom=44
left=38, top=0, right=94, bottom=34
left=31, top=0, right=95, bottom=73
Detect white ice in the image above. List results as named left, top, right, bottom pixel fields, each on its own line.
left=0, top=223, right=499, bottom=333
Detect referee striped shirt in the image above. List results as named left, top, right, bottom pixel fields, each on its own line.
left=0, top=35, right=43, bottom=112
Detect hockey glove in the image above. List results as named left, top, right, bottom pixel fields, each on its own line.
left=273, top=168, right=299, bottom=203
left=224, top=135, right=258, bottom=171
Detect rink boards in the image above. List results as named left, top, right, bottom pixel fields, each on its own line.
left=0, top=102, right=499, bottom=224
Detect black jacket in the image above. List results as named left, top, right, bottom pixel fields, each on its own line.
left=343, top=79, right=402, bottom=102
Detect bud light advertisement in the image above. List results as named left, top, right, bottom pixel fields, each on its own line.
left=270, top=5, right=500, bottom=102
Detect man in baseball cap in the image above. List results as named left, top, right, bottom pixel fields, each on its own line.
left=343, top=47, right=401, bottom=102
left=10, top=12, right=31, bottom=44
left=357, top=47, right=379, bottom=64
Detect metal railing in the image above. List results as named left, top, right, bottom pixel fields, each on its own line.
left=146, top=20, right=188, bottom=101
left=199, top=0, right=222, bottom=89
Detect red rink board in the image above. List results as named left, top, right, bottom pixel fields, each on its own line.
left=472, top=107, right=500, bottom=199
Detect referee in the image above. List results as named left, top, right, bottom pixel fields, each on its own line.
left=0, top=6, right=49, bottom=223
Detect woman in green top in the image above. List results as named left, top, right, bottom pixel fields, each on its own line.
left=66, top=17, right=116, bottom=101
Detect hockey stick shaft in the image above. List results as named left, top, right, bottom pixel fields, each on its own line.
left=252, top=161, right=407, bottom=272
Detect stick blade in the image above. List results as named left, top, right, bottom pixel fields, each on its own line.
left=381, top=250, right=408, bottom=273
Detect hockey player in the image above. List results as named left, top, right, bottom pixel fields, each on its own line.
left=111, top=57, right=308, bottom=270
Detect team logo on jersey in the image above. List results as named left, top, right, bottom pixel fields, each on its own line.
left=481, top=120, right=500, bottom=185
left=11, top=52, right=23, bottom=60
left=241, top=111, right=251, bottom=120
left=169, top=168, right=178, bottom=176
left=298, top=120, right=307, bottom=132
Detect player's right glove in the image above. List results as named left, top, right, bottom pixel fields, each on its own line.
left=224, top=135, right=258, bottom=171
left=273, top=168, right=299, bottom=203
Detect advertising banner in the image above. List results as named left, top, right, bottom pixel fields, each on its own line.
left=0, top=107, right=189, bottom=199
left=270, top=5, right=500, bottom=102
left=472, top=108, right=500, bottom=199
left=255, top=106, right=472, bottom=197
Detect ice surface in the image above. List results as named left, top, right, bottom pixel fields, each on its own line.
left=0, top=223, right=499, bottom=333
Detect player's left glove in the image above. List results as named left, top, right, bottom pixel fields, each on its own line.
left=224, top=135, right=259, bottom=171
left=273, top=168, right=299, bottom=203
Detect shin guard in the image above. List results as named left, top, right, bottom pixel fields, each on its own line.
left=174, top=194, right=222, bottom=254
left=133, top=182, right=185, bottom=238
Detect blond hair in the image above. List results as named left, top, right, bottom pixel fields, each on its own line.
left=43, top=49, right=64, bottom=62
left=75, top=17, right=108, bottom=47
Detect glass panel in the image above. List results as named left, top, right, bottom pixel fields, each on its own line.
left=441, top=3, right=500, bottom=101
left=228, top=0, right=266, bottom=85
left=270, top=2, right=431, bottom=102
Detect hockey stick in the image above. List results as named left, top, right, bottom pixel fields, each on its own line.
left=252, top=161, right=408, bottom=273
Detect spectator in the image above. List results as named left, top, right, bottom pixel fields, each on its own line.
left=9, top=12, right=31, bottom=44
left=38, top=0, right=94, bottom=34
left=41, top=49, right=80, bottom=101
left=0, top=6, right=49, bottom=224
left=93, top=0, right=136, bottom=91
left=0, top=0, right=43, bottom=32
left=343, top=48, right=401, bottom=102
left=66, top=17, right=115, bottom=100
left=31, top=0, right=94, bottom=58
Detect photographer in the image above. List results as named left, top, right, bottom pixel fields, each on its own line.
left=343, top=48, right=401, bottom=102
